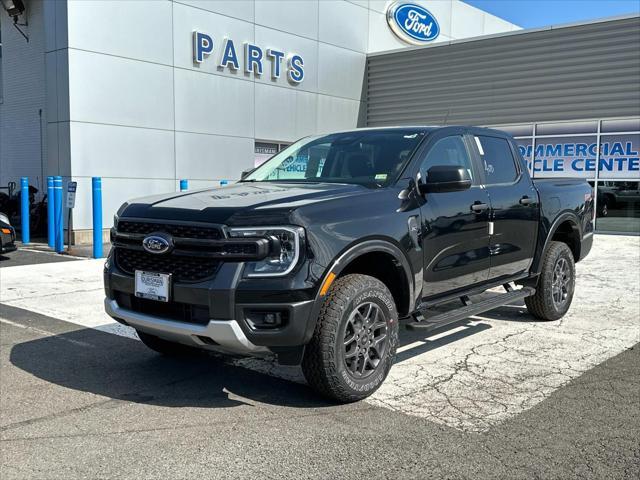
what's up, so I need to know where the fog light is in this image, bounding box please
[263,312,279,325]
[246,310,287,329]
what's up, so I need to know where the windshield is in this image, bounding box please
[244,129,426,187]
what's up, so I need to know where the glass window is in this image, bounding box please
[514,138,533,172]
[595,181,640,234]
[420,135,474,181]
[532,136,598,179]
[476,136,518,184]
[245,129,425,187]
[601,118,640,133]
[490,124,533,137]
[598,134,640,180]
[536,121,598,136]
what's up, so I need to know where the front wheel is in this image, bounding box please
[302,274,399,403]
[525,241,576,321]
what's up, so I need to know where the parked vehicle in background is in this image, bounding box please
[104,126,594,402]
[0,213,17,255]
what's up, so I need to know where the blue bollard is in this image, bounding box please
[47,177,55,248]
[54,176,64,253]
[220,180,228,186]
[180,179,188,191]
[92,177,103,259]
[20,177,30,244]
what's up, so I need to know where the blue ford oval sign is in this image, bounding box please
[142,234,173,255]
[387,2,440,45]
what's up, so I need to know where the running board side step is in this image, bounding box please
[406,287,535,331]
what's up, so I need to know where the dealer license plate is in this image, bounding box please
[135,271,170,302]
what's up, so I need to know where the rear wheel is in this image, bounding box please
[525,241,575,321]
[136,330,199,357]
[302,274,399,403]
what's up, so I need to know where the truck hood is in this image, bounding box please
[119,182,374,225]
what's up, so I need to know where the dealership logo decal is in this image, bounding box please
[387,2,440,45]
[193,31,304,84]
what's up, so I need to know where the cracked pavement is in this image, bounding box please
[1,235,639,478]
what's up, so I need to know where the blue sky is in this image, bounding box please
[463,0,639,28]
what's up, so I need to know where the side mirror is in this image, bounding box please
[419,165,472,194]
[240,168,254,180]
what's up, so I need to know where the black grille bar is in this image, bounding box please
[112,235,269,260]
[116,248,221,283]
[116,220,223,240]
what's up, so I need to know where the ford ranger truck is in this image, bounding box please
[104,126,593,402]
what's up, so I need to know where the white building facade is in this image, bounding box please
[0,0,519,241]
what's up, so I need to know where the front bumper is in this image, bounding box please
[105,298,269,354]
[104,258,319,355]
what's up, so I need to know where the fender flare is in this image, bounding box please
[533,212,582,275]
[301,240,415,344]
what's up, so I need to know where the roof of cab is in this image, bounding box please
[327,125,511,137]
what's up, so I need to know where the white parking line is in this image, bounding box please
[1,235,638,432]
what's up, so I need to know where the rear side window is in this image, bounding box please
[475,136,518,184]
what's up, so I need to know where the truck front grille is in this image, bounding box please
[117,220,223,240]
[116,248,221,283]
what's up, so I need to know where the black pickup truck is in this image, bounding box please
[104,126,593,402]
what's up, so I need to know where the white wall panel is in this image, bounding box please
[319,0,369,52]
[45,123,71,177]
[255,84,298,141]
[368,0,390,13]
[347,1,369,9]
[67,0,173,65]
[317,96,362,133]
[255,85,320,142]
[294,90,319,138]
[318,43,366,100]
[68,50,174,130]
[175,132,254,180]
[70,123,175,179]
[255,1,319,39]
[420,0,453,38]
[451,1,486,39]
[483,14,518,36]
[176,0,255,22]
[72,177,176,230]
[174,68,254,136]
[172,1,254,75]
[254,26,319,92]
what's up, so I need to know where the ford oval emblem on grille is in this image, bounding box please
[142,233,173,255]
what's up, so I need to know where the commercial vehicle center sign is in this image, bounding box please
[515,134,640,179]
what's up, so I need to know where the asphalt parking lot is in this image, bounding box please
[1,236,639,479]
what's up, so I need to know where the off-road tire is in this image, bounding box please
[525,241,575,321]
[137,330,199,357]
[302,274,399,403]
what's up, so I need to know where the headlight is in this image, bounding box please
[0,213,9,226]
[227,226,304,277]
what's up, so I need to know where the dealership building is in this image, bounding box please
[1,0,638,242]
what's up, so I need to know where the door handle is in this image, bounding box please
[470,202,489,213]
[520,196,533,206]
